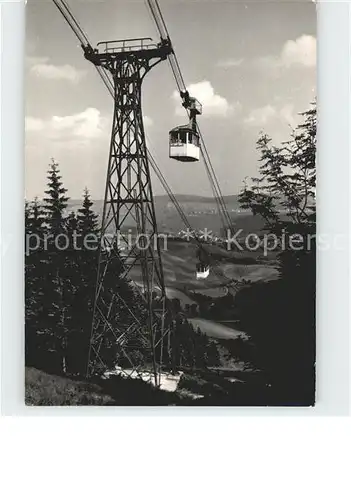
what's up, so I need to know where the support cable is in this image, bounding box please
[145,0,235,237]
[52,0,243,302]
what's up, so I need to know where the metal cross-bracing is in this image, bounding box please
[85,39,173,384]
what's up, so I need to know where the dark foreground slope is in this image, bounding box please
[25,366,271,407]
[25,367,115,406]
[25,367,185,406]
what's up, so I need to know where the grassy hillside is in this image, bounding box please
[129,240,279,295]
[188,318,248,341]
[25,367,115,406]
[25,367,191,406]
[25,366,267,406]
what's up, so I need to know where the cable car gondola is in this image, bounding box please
[169,91,202,162]
[195,246,210,279]
[196,262,210,280]
[169,125,200,162]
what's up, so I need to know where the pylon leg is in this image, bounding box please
[87,55,169,384]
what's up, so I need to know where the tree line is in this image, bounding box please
[236,104,316,405]
[25,160,220,377]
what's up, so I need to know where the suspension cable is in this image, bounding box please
[146,146,241,293]
[145,0,235,237]
[52,0,90,46]
[52,0,242,295]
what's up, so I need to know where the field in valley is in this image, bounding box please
[129,239,279,347]
[130,239,279,297]
[67,197,280,352]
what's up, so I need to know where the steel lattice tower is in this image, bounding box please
[84,38,172,383]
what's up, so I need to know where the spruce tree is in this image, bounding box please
[43,159,69,235]
[67,189,100,374]
[66,211,78,233]
[77,188,99,236]
[31,198,46,235]
[25,201,31,232]
[25,199,46,367]
[41,160,71,373]
[237,103,316,404]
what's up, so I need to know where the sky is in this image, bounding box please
[25,0,316,200]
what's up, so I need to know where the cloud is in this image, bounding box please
[244,105,277,127]
[172,81,235,117]
[29,57,86,83]
[259,35,316,70]
[245,103,297,128]
[25,108,106,142]
[217,58,244,68]
[25,117,45,132]
[51,108,104,139]
[280,35,316,68]
[26,56,50,66]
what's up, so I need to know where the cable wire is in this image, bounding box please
[52,0,243,297]
[145,0,235,237]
